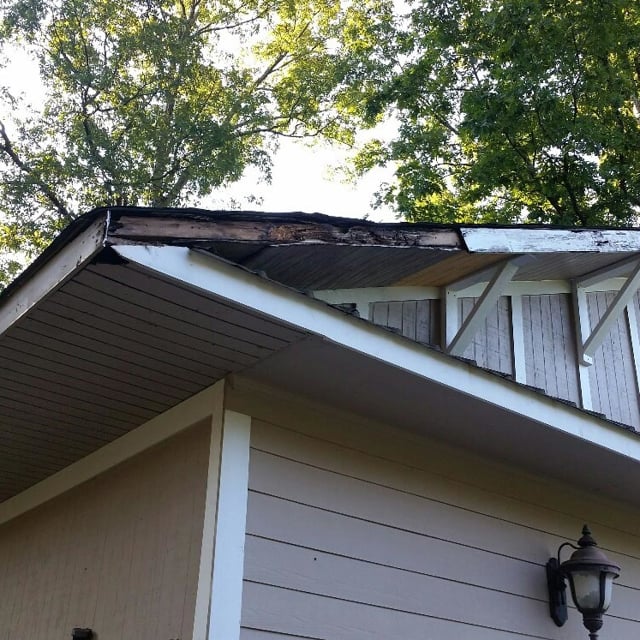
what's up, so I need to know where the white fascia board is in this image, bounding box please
[462,227,640,253]
[113,244,640,464]
[0,379,224,526]
[0,214,108,336]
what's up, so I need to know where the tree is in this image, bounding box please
[357,0,640,226]
[0,0,392,285]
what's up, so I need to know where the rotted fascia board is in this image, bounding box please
[462,227,640,253]
[0,213,108,336]
[109,213,462,248]
[446,259,521,356]
[111,244,640,464]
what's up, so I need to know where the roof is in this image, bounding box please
[3,207,640,512]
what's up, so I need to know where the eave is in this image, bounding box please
[4,208,640,513]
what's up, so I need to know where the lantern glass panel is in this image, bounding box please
[602,572,616,611]
[570,571,602,611]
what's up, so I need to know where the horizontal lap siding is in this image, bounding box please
[587,292,640,428]
[522,294,579,405]
[0,422,209,640]
[241,412,640,640]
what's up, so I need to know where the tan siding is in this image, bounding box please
[522,294,580,405]
[588,291,640,427]
[0,421,209,640]
[460,295,513,375]
[239,399,640,640]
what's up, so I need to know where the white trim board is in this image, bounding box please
[192,385,226,640]
[0,380,224,526]
[314,286,440,303]
[114,244,640,466]
[207,410,251,640]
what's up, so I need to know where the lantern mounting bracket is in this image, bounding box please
[546,525,620,640]
[547,541,578,626]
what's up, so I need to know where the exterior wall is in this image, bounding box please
[588,291,640,427]
[369,290,640,426]
[522,293,580,405]
[0,420,210,640]
[460,295,513,375]
[236,391,640,640]
[371,299,440,345]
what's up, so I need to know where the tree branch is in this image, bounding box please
[0,120,72,222]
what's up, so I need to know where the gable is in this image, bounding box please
[3,207,640,510]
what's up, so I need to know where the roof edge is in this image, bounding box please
[0,212,109,334]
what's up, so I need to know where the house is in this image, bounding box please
[1,206,640,639]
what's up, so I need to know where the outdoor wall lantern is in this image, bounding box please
[546,525,620,639]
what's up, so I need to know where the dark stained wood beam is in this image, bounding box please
[108,213,462,249]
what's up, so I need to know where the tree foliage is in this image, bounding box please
[358,0,640,226]
[0,0,391,285]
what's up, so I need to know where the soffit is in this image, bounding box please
[0,255,308,501]
[238,245,456,289]
[2,238,640,509]
[5,208,640,503]
[207,245,640,289]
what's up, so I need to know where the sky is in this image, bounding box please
[3,44,398,223]
[209,138,397,222]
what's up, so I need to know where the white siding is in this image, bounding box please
[239,398,640,640]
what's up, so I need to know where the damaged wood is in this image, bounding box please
[462,227,640,253]
[108,215,462,249]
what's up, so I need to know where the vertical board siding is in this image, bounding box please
[459,296,513,376]
[240,410,640,640]
[370,300,440,345]
[587,292,640,428]
[0,422,209,640]
[522,294,580,406]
